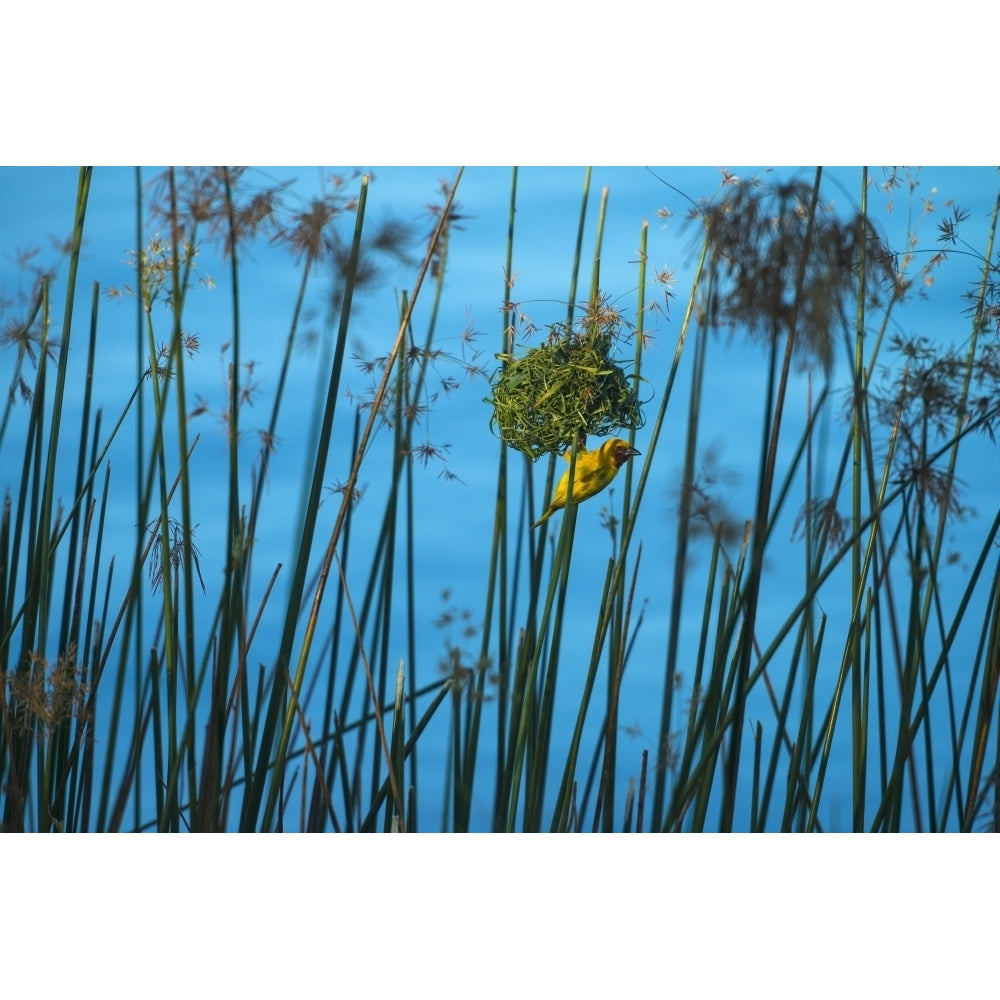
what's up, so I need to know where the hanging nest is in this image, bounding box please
[487,304,646,461]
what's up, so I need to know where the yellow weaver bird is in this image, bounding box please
[531,438,641,529]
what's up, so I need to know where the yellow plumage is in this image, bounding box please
[531,438,641,529]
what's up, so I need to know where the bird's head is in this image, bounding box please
[605,438,641,469]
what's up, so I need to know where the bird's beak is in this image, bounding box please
[626,446,641,457]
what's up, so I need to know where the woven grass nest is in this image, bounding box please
[488,307,645,461]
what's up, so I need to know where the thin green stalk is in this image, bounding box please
[650,232,709,825]
[600,215,647,831]
[962,554,1000,829]
[721,167,824,832]
[597,547,642,831]
[524,458,580,829]
[548,555,615,831]
[245,175,371,830]
[565,167,591,330]
[486,167,519,830]
[849,165,869,831]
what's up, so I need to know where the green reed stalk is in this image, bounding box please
[44,279,99,827]
[849,165,870,830]
[245,176,371,830]
[807,381,903,830]
[719,167,823,831]
[648,233,708,827]
[487,167,518,828]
